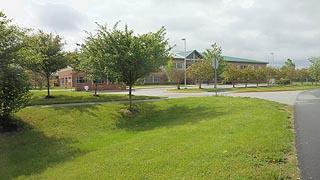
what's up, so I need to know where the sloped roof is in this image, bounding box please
[172,50,204,59]
[222,56,268,64]
[172,50,268,64]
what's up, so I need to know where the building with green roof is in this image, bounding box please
[142,50,268,84]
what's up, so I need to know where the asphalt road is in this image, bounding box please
[104,85,301,105]
[295,88,320,180]
[225,91,302,105]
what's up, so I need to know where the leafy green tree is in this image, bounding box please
[265,66,277,86]
[202,43,226,83]
[240,65,254,87]
[308,57,320,86]
[281,59,296,84]
[75,43,109,96]
[187,59,214,88]
[283,58,296,69]
[0,11,31,131]
[221,65,240,88]
[27,70,46,90]
[165,59,184,89]
[296,68,309,85]
[253,68,267,87]
[83,23,171,110]
[19,31,68,98]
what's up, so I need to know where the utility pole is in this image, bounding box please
[213,58,219,96]
[182,38,187,89]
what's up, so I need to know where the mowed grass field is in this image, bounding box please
[30,91,164,105]
[0,96,297,179]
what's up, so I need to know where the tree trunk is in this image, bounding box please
[94,82,98,96]
[177,83,180,89]
[256,82,259,87]
[46,75,50,97]
[232,80,235,88]
[129,85,132,110]
[199,80,202,89]
[267,79,270,87]
[245,82,247,88]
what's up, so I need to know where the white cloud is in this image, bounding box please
[1,0,320,67]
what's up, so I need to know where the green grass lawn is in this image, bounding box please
[166,84,319,93]
[0,96,297,179]
[30,91,164,105]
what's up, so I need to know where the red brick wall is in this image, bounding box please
[58,68,126,91]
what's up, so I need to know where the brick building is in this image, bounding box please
[222,55,268,69]
[142,50,268,84]
[142,50,203,84]
[58,68,126,91]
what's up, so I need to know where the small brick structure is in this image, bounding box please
[58,68,126,91]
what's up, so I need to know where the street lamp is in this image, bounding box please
[270,52,274,67]
[182,38,187,89]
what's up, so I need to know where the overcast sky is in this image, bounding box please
[1,0,319,68]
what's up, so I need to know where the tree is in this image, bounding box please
[281,59,296,84]
[308,57,320,86]
[27,70,46,90]
[239,65,254,87]
[202,43,226,86]
[221,65,240,88]
[296,68,309,85]
[253,68,267,87]
[73,45,109,96]
[165,59,184,89]
[0,11,31,131]
[19,31,68,98]
[283,58,296,69]
[265,66,277,86]
[187,59,214,88]
[83,23,171,110]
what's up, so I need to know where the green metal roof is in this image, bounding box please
[172,50,268,64]
[222,56,268,64]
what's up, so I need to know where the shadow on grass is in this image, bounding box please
[51,104,101,118]
[30,93,102,105]
[0,119,86,180]
[114,102,223,131]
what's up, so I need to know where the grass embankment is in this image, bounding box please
[0,96,297,179]
[166,84,318,93]
[30,91,164,105]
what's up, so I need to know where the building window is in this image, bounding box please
[144,76,160,83]
[93,79,105,84]
[60,78,65,84]
[67,77,72,83]
[76,77,88,84]
[154,77,160,83]
[175,63,183,69]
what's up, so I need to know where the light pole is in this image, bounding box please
[182,38,187,89]
[270,52,274,67]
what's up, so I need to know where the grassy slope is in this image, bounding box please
[166,84,318,93]
[30,91,163,105]
[0,97,297,179]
